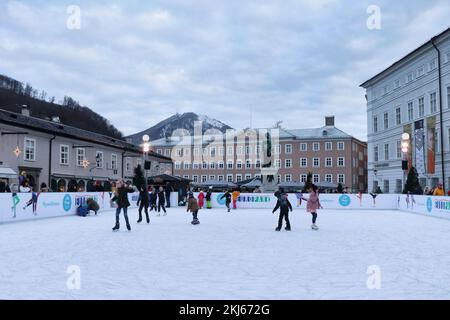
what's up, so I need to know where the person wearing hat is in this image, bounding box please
[206,187,213,209]
[187,192,200,225]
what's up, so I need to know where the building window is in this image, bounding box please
[395,108,401,125]
[325,174,333,183]
[396,140,402,159]
[300,158,307,167]
[193,175,199,183]
[407,72,414,83]
[245,145,251,155]
[183,175,190,180]
[210,147,216,157]
[246,160,252,169]
[338,174,345,184]
[218,147,224,156]
[156,149,163,154]
[285,144,292,154]
[236,174,242,182]
[312,142,320,151]
[384,144,389,161]
[325,142,332,151]
[275,159,281,168]
[184,162,190,170]
[193,162,199,169]
[447,87,450,109]
[201,175,207,183]
[76,148,86,167]
[407,101,413,120]
[285,174,292,182]
[24,138,36,161]
[202,162,208,170]
[255,160,261,168]
[337,142,345,150]
[429,58,437,71]
[325,157,332,167]
[60,145,69,165]
[285,159,292,168]
[175,162,181,170]
[418,97,425,117]
[193,148,199,156]
[176,148,183,157]
[218,175,224,182]
[313,174,320,183]
[430,92,437,113]
[236,160,243,169]
[96,151,103,168]
[337,157,345,167]
[384,180,390,193]
[210,162,216,170]
[245,174,252,180]
[209,175,215,181]
[300,143,307,151]
[227,161,233,169]
[417,65,425,77]
[274,144,281,154]
[227,175,233,183]
[383,112,389,129]
[164,149,170,157]
[374,146,379,162]
[300,174,307,183]
[313,158,320,167]
[111,154,118,170]
[373,116,378,133]
[218,161,224,169]
[126,159,132,172]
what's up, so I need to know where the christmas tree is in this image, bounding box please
[304,172,313,192]
[403,166,422,194]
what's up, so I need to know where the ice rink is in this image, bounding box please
[1,207,450,300]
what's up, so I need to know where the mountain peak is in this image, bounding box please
[126,112,232,144]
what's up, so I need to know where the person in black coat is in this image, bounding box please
[0,179,11,193]
[137,185,150,224]
[165,184,173,208]
[149,187,157,211]
[206,189,213,209]
[220,190,232,212]
[272,193,293,231]
[111,180,135,231]
[157,186,167,215]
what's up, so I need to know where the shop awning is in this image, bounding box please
[0,167,18,179]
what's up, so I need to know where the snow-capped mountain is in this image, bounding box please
[126,112,233,144]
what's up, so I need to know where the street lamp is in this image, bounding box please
[142,135,151,182]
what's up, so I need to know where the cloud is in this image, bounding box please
[0,0,449,141]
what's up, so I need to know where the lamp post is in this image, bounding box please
[143,135,150,183]
[401,133,410,192]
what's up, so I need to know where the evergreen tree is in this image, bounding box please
[403,166,422,194]
[133,165,146,191]
[337,183,343,193]
[304,172,313,192]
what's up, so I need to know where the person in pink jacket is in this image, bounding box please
[302,184,323,230]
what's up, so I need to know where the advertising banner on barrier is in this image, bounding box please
[398,194,450,220]
[0,192,179,224]
[194,193,399,210]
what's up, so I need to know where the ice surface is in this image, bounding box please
[1,207,450,300]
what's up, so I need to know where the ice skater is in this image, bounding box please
[186,192,200,225]
[198,189,205,209]
[111,180,135,231]
[369,192,377,207]
[137,185,150,224]
[231,189,240,210]
[157,186,167,216]
[302,184,322,231]
[220,190,232,212]
[272,192,292,231]
[206,187,213,209]
[11,191,20,218]
[149,187,157,211]
[295,191,303,207]
[356,192,363,207]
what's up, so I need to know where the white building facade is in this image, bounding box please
[361,28,450,193]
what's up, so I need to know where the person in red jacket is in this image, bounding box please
[198,189,205,209]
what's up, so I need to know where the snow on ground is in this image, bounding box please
[1,207,450,300]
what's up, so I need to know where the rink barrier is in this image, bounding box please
[0,192,179,224]
[1,192,450,223]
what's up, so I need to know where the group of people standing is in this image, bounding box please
[111,181,172,232]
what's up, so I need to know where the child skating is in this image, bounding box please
[186,192,200,225]
[272,192,293,231]
[302,184,322,231]
[206,188,212,209]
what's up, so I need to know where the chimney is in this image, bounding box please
[325,116,335,127]
[21,104,30,117]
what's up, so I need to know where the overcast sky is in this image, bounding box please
[1,0,449,141]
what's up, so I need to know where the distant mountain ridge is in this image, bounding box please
[127,112,233,144]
